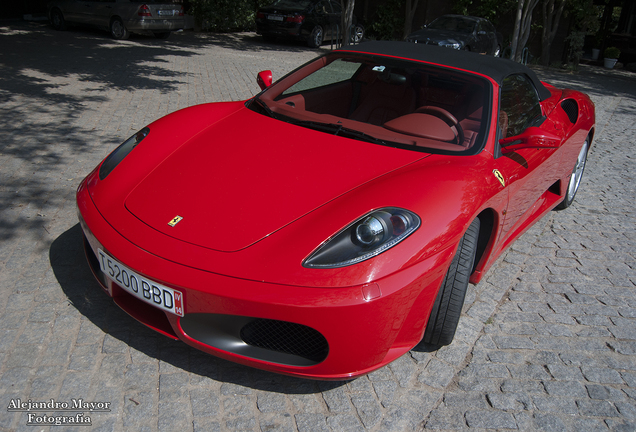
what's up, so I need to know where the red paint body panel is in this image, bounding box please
[76,43,595,378]
[124,107,425,252]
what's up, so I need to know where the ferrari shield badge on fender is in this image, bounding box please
[168,215,183,227]
[493,169,505,187]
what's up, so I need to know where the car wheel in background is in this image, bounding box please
[350,24,364,44]
[556,137,589,210]
[422,217,480,346]
[308,25,323,48]
[51,8,67,31]
[110,17,129,40]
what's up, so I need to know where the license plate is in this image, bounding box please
[268,14,284,21]
[97,249,184,316]
[158,9,177,16]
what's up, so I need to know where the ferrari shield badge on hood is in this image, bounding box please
[168,215,183,227]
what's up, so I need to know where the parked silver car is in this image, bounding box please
[48,0,185,40]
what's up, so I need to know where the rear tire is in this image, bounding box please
[422,218,480,346]
[110,17,129,40]
[307,25,323,48]
[350,24,364,44]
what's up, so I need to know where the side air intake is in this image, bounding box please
[561,99,578,124]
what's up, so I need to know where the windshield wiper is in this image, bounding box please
[251,96,277,119]
[291,120,388,145]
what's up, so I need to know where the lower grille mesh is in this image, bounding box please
[240,319,328,363]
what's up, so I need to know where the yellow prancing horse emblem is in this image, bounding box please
[493,169,505,187]
[168,215,183,227]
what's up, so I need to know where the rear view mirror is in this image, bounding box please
[500,127,561,154]
[257,70,273,90]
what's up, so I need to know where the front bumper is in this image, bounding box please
[77,179,449,379]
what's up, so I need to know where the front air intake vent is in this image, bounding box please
[240,319,329,363]
[561,99,578,124]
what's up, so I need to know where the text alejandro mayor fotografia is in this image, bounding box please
[7,398,111,426]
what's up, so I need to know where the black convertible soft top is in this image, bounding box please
[338,41,552,101]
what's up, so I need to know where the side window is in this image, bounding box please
[314,0,332,14]
[500,74,543,138]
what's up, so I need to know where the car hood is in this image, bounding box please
[409,29,469,43]
[125,108,426,252]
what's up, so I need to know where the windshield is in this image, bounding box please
[428,16,476,34]
[249,52,491,155]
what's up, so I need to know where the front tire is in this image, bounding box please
[51,8,67,31]
[308,25,323,48]
[556,137,589,210]
[110,17,129,40]
[422,218,480,346]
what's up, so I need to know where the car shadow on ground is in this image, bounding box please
[50,224,346,392]
[0,20,320,247]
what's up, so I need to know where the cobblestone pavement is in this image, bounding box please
[1,21,635,432]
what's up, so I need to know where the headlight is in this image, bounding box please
[439,41,461,49]
[303,207,420,268]
[98,127,149,180]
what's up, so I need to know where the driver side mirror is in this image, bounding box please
[500,127,561,154]
[257,70,273,90]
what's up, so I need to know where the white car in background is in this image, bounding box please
[48,0,185,40]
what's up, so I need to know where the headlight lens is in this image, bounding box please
[98,127,149,180]
[439,41,461,49]
[303,207,420,268]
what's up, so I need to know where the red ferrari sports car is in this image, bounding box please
[77,41,594,379]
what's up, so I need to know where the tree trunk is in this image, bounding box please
[540,0,566,66]
[341,0,356,46]
[510,0,525,60]
[511,0,539,62]
[403,0,420,40]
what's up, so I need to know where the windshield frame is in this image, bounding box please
[249,52,493,157]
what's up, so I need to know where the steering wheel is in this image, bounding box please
[415,106,465,146]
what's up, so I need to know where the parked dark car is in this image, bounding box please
[48,0,185,40]
[406,15,501,57]
[256,0,363,48]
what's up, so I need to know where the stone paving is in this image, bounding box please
[0,21,635,432]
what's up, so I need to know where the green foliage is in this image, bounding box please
[564,30,585,69]
[190,0,270,32]
[562,0,600,69]
[369,0,404,40]
[452,0,516,28]
[604,46,620,59]
[567,0,600,34]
